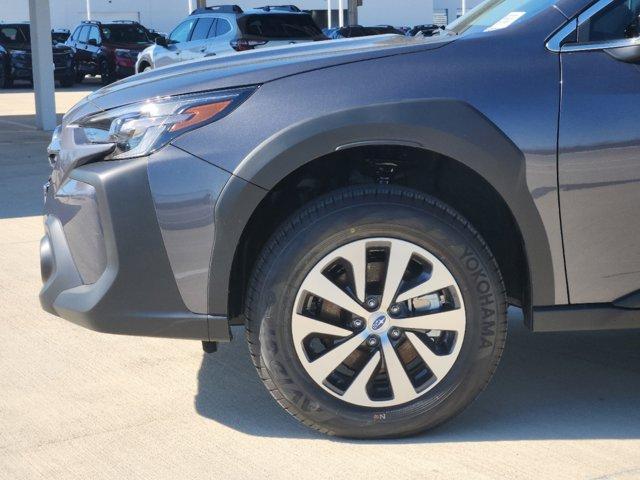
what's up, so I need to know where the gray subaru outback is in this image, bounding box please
[40,0,640,438]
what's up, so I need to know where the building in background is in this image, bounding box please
[433,0,482,25]
[1,0,435,33]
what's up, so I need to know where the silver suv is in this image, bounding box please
[135,4,326,72]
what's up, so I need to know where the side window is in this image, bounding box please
[0,27,18,43]
[583,0,640,41]
[169,19,196,43]
[70,27,82,42]
[215,19,232,36]
[88,26,101,44]
[206,19,219,38]
[191,17,214,41]
[78,26,90,43]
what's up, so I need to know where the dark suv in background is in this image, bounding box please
[66,20,153,84]
[41,0,640,438]
[0,23,75,88]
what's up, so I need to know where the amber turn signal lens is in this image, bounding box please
[169,100,232,132]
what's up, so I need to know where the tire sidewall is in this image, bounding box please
[253,191,505,437]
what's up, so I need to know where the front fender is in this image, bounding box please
[208,99,556,314]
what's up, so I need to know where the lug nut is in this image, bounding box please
[366,335,379,347]
[389,328,402,340]
[352,317,364,329]
[365,297,378,310]
[389,303,402,316]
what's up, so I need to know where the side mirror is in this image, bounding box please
[87,38,98,46]
[606,42,640,63]
[155,36,168,47]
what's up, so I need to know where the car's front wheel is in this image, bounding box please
[99,59,113,85]
[0,66,13,89]
[245,186,507,438]
[60,68,75,88]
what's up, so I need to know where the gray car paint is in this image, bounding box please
[174,7,570,307]
[147,145,231,314]
[559,51,640,303]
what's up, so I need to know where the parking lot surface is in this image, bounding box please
[1,88,640,480]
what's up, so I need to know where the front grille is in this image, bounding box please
[53,53,69,67]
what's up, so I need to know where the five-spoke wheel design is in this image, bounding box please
[292,237,466,408]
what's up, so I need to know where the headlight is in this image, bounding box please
[11,50,30,61]
[71,88,255,160]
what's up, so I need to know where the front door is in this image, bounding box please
[559,0,640,303]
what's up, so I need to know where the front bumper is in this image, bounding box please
[11,66,74,80]
[115,64,135,78]
[11,56,73,80]
[40,153,231,341]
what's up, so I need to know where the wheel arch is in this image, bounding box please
[210,99,556,325]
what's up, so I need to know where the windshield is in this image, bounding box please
[238,13,324,39]
[101,24,150,44]
[0,25,30,45]
[52,31,70,43]
[447,0,556,35]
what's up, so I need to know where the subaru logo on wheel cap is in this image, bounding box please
[371,315,387,331]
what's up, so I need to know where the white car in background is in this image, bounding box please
[135,4,327,73]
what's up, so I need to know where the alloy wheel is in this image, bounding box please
[291,237,466,408]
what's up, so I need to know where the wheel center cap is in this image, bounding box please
[369,312,389,332]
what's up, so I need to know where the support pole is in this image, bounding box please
[188,0,195,14]
[28,0,57,131]
[86,0,91,20]
[348,0,358,25]
[327,0,332,29]
[338,0,344,27]
[462,0,467,16]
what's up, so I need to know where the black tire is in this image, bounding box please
[245,186,507,438]
[75,65,84,83]
[0,67,13,89]
[60,71,75,88]
[99,59,113,85]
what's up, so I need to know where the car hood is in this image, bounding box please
[106,42,152,52]
[65,34,453,122]
[4,43,73,54]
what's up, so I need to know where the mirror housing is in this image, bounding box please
[87,38,98,46]
[605,42,640,63]
[155,36,168,47]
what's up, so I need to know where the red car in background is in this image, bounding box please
[66,20,154,84]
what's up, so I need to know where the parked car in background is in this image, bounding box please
[51,28,71,44]
[328,25,404,38]
[135,4,326,73]
[373,25,406,35]
[0,44,8,88]
[407,24,443,36]
[66,20,153,84]
[322,27,338,37]
[146,29,167,42]
[0,23,75,88]
[325,25,405,39]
